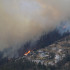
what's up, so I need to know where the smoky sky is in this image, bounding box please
[0,0,70,51]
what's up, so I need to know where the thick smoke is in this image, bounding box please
[0,0,70,57]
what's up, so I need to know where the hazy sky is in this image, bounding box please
[0,0,70,57]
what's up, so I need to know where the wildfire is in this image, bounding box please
[24,50,31,56]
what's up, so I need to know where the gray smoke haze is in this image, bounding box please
[0,0,70,57]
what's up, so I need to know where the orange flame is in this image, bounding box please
[24,50,30,56]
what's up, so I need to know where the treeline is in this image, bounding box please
[0,54,70,70]
[35,30,70,49]
[0,58,47,70]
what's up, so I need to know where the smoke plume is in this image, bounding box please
[0,0,70,57]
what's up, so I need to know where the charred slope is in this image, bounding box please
[18,29,70,56]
